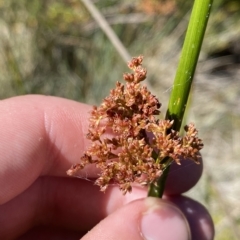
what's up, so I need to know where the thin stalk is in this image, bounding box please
[80,0,131,63]
[148,0,213,198]
[148,163,170,198]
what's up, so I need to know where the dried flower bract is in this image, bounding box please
[67,56,203,194]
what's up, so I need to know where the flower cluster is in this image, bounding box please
[67,56,203,194]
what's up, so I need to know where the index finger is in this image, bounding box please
[0,95,202,204]
[0,95,92,204]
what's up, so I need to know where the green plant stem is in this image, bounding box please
[148,163,170,197]
[148,0,213,198]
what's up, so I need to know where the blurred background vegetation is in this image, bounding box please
[0,0,239,239]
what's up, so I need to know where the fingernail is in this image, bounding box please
[140,197,191,240]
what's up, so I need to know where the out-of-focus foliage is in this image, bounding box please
[1,0,239,102]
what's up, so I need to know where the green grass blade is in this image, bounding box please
[148,0,213,198]
[166,0,213,131]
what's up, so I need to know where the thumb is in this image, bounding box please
[81,197,191,240]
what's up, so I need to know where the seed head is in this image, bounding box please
[67,56,203,194]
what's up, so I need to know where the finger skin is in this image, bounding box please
[0,177,147,239]
[17,197,214,240]
[0,95,209,239]
[81,197,214,240]
[0,95,202,204]
[0,95,91,204]
[164,158,203,195]
[0,177,214,240]
[167,196,215,240]
[17,228,84,240]
[81,198,189,240]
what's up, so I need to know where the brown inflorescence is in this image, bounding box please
[67,56,203,194]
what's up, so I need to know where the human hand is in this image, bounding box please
[0,95,214,240]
